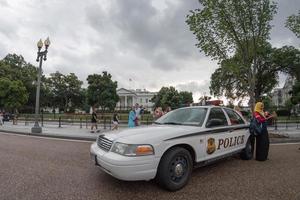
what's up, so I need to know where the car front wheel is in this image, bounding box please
[240,137,253,160]
[156,147,193,191]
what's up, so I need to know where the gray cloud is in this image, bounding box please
[176,80,210,102]
[0,0,8,6]
[85,0,203,71]
[176,81,210,93]
[0,41,6,56]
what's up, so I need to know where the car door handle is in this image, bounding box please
[228,129,234,133]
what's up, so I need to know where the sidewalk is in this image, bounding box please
[268,129,300,143]
[0,121,299,142]
[269,129,300,138]
[0,121,126,141]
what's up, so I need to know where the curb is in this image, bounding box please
[0,129,97,142]
[269,138,300,144]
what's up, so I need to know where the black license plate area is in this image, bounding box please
[94,155,99,166]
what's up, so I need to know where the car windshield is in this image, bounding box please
[155,107,207,126]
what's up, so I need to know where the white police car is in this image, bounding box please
[90,106,252,191]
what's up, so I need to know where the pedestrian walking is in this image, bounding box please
[253,102,273,161]
[128,107,136,128]
[13,110,19,125]
[112,113,119,130]
[134,103,142,126]
[91,108,99,133]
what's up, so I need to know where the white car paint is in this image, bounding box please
[90,106,250,181]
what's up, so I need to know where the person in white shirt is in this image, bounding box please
[134,103,142,126]
[0,112,3,126]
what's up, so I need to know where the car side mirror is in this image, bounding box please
[206,118,223,128]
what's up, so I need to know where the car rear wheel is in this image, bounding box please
[240,137,253,160]
[156,147,193,191]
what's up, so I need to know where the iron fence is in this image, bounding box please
[20,114,154,130]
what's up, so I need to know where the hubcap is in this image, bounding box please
[169,156,188,183]
[174,163,184,177]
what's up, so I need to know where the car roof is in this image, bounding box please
[177,106,228,110]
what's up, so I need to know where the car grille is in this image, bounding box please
[97,135,113,152]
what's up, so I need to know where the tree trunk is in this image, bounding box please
[248,95,255,111]
[247,62,256,111]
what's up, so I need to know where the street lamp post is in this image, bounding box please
[31,37,50,134]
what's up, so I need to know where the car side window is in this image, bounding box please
[224,109,245,125]
[206,108,228,127]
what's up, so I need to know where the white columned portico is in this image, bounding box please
[133,96,136,105]
[116,88,156,111]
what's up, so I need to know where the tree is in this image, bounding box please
[0,61,14,80]
[64,73,85,112]
[0,78,11,108]
[272,46,300,82]
[179,91,193,106]
[210,43,280,101]
[283,13,300,108]
[0,54,39,112]
[0,78,28,111]
[272,46,300,107]
[80,88,90,113]
[286,10,300,38]
[151,86,184,110]
[2,54,27,70]
[261,95,274,111]
[290,81,300,105]
[284,98,294,115]
[20,64,39,109]
[47,72,84,112]
[86,71,119,111]
[39,78,55,109]
[186,0,277,108]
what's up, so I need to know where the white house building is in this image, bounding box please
[271,76,295,107]
[116,88,157,111]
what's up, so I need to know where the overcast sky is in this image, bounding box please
[0,0,299,101]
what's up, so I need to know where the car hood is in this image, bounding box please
[103,125,203,144]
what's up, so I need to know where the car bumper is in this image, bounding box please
[90,142,160,181]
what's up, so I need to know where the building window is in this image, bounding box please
[146,99,148,103]
[140,99,143,103]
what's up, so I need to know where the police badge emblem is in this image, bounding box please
[207,138,216,154]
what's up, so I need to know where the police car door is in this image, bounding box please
[223,108,249,152]
[204,107,231,160]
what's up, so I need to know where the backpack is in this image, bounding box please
[249,117,263,136]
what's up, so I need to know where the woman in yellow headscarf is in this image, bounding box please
[254,102,265,117]
[253,102,273,161]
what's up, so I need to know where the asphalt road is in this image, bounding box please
[0,132,300,200]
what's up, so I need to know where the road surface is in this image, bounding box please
[0,132,299,200]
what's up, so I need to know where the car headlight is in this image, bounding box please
[111,142,154,156]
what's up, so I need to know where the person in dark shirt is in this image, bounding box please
[91,108,99,133]
[112,113,119,130]
[253,102,273,161]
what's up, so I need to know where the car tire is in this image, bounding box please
[240,137,253,160]
[156,147,193,191]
